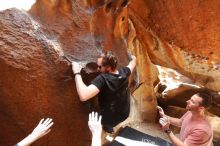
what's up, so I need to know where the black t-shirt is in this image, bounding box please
[91,67,131,126]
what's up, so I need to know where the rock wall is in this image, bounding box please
[127,19,158,121]
[1,0,220,145]
[0,8,92,146]
[0,0,138,145]
[127,0,220,142]
[128,0,220,91]
[29,0,160,122]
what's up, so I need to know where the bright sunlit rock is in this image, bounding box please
[156,65,200,92]
[0,0,36,11]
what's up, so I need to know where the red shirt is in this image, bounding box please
[180,111,213,146]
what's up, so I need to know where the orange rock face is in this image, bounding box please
[0,0,135,145]
[29,0,129,65]
[146,0,220,63]
[1,0,220,145]
[128,0,220,91]
[0,8,92,145]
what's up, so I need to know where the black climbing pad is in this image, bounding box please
[109,126,172,146]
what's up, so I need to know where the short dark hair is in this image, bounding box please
[196,92,212,108]
[101,51,118,70]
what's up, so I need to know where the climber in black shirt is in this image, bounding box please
[72,51,136,133]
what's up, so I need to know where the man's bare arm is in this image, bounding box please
[167,116,182,127]
[72,61,99,101]
[127,55,136,73]
[75,75,99,101]
[159,117,187,146]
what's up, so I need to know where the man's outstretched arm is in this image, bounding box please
[127,55,136,73]
[72,62,100,101]
[159,117,187,146]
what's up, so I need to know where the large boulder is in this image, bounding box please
[0,8,93,146]
[29,0,160,122]
[1,0,220,145]
[0,0,141,145]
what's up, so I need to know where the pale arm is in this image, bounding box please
[75,75,100,101]
[167,116,182,127]
[72,61,100,101]
[16,118,53,146]
[16,134,39,146]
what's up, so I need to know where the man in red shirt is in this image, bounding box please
[158,92,213,146]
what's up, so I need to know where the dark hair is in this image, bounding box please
[101,51,118,70]
[196,92,212,108]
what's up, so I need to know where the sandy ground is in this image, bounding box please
[101,97,175,145]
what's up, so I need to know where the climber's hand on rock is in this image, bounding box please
[72,61,82,74]
[130,55,136,60]
[127,51,136,61]
[157,106,166,117]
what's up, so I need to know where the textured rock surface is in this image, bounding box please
[1,0,220,145]
[0,0,139,146]
[30,0,160,121]
[0,8,92,146]
[128,0,220,91]
[127,19,158,121]
[29,0,129,64]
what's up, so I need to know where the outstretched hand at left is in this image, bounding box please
[31,118,54,139]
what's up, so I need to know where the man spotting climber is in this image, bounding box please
[72,51,136,133]
[158,92,213,146]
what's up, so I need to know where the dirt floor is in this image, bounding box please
[102,116,174,146]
